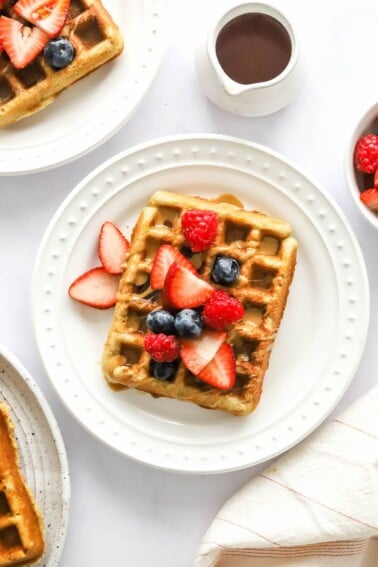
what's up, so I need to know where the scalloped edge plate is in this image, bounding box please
[31,135,370,473]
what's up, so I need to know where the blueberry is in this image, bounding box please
[174,309,203,338]
[44,37,75,69]
[150,360,178,381]
[211,256,240,286]
[146,310,175,334]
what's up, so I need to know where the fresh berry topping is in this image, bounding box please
[146,310,175,334]
[354,134,378,174]
[68,267,119,309]
[174,309,203,338]
[0,16,48,69]
[181,209,218,252]
[144,334,180,363]
[150,244,197,290]
[44,36,75,68]
[14,0,70,38]
[203,290,244,330]
[198,343,236,390]
[211,256,240,286]
[180,329,226,375]
[165,263,214,309]
[98,221,129,275]
[360,188,378,213]
[150,360,179,381]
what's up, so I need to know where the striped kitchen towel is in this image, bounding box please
[196,387,378,567]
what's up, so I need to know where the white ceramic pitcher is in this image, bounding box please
[195,2,302,117]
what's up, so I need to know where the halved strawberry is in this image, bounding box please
[165,263,213,309]
[98,221,129,275]
[180,329,226,375]
[150,244,197,290]
[0,16,49,69]
[198,343,236,390]
[68,267,119,309]
[14,0,70,38]
[360,188,378,213]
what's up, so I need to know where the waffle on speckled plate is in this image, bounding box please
[102,191,297,416]
[0,403,44,566]
[0,0,123,127]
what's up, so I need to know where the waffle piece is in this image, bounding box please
[102,191,297,416]
[0,403,44,566]
[0,0,124,127]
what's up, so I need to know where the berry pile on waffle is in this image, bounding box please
[85,191,297,416]
[0,402,44,566]
[0,0,123,127]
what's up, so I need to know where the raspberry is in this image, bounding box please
[181,210,218,252]
[354,134,378,174]
[203,290,245,330]
[144,333,180,362]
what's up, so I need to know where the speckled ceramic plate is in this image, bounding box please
[0,0,167,175]
[0,345,70,566]
[32,135,369,473]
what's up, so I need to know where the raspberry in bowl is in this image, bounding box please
[346,101,378,229]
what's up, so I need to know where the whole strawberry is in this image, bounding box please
[181,209,218,252]
[144,333,180,363]
[203,290,245,330]
[354,134,378,174]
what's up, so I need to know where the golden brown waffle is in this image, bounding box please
[0,403,44,566]
[102,191,297,416]
[0,0,124,127]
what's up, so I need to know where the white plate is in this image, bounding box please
[0,344,70,566]
[0,0,167,175]
[32,135,370,474]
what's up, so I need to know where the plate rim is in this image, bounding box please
[31,134,370,474]
[0,343,71,564]
[0,0,168,176]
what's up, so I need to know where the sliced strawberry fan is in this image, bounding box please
[14,0,70,38]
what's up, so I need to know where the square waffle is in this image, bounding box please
[0,402,44,566]
[102,191,297,416]
[0,0,124,127]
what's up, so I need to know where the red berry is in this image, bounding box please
[354,134,378,174]
[203,290,245,330]
[198,343,236,390]
[181,210,218,252]
[360,188,378,213]
[164,263,213,309]
[150,244,196,290]
[144,334,180,363]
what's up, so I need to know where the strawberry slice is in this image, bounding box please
[198,343,236,390]
[360,188,378,213]
[14,0,70,38]
[98,221,129,275]
[180,329,226,375]
[68,267,119,309]
[0,16,49,69]
[165,263,213,309]
[150,244,197,290]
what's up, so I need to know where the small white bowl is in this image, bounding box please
[346,101,378,230]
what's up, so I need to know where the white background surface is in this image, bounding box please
[0,0,377,565]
